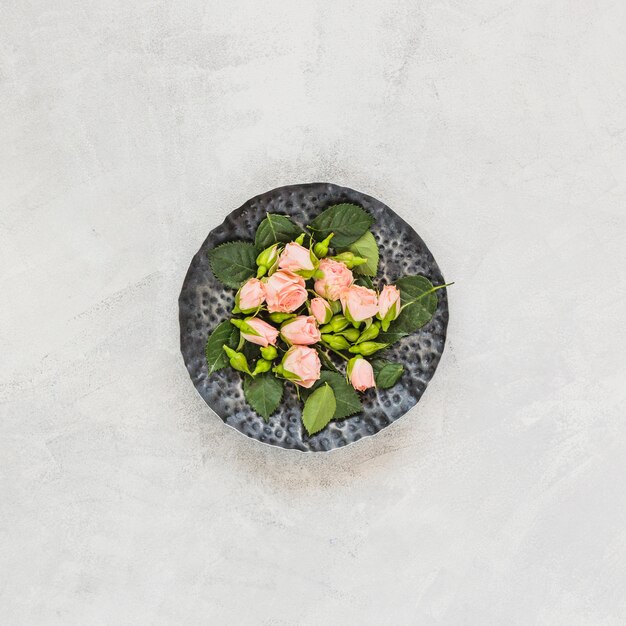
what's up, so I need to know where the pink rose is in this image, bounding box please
[241,317,279,347]
[282,345,321,388]
[264,270,307,313]
[310,297,333,325]
[340,284,378,322]
[377,285,401,322]
[348,356,376,391]
[236,277,265,313]
[278,242,315,274]
[314,258,353,301]
[280,315,321,345]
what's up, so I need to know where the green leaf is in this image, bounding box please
[372,360,405,389]
[205,321,239,375]
[208,241,257,289]
[302,383,336,436]
[309,204,375,248]
[390,275,441,335]
[346,231,378,276]
[377,329,409,345]
[243,373,283,422]
[354,274,375,289]
[302,371,362,420]
[255,214,303,251]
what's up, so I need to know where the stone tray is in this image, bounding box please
[179,183,448,452]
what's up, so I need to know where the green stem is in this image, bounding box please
[324,346,349,361]
[434,281,454,291]
[399,282,455,312]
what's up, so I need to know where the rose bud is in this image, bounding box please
[321,334,351,351]
[230,317,279,348]
[330,299,342,315]
[340,284,379,322]
[260,345,278,361]
[330,251,367,269]
[320,314,349,334]
[280,315,321,345]
[348,341,388,356]
[347,356,376,392]
[251,359,273,376]
[256,243,280,278]
[338,327,360,342]
[314,258,353,301]
[264,270,307,313]
[356,320,380,344]
[280,345,321,388]
[268,312,296,323]
[310,297,333,325]
[313,233,334,258]
[278,242,317,278]
[234,277,265,314]
[222,345,252,375]
[377,285,402,331]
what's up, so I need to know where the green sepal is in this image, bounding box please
[230,318,261,337]
[348,341,388,356]
[356,321,380,344]
[222,345,252,375]
[321,334,351,351]
[273,363,301,383]
[324,315,349,333]
[338,327,360,342]
[331,251,367,269]
[251,359,273,376]
[260,345,278,361]
[268,312,296,324]
[330,299,342,315]
[313,233,334,258]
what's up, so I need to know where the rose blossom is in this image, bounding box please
[236,277,265,313]
[377,285,401,321]
[278,242,315,274]
[282,345,321,388]
[280,315,321,345]
[310,297,333,325]
[348,356,376,391]
[340,284,379,322]
[241,317,279,347]
[314,258,353,301]
[264,270,307,313]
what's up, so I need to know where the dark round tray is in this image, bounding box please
[179,183,448,452]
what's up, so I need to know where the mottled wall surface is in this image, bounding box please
[1,1,625,624]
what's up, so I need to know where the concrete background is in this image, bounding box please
[1,1,625,624]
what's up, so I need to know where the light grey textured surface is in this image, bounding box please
[1,1,625,624]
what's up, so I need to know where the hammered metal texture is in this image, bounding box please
[179,183,448,452]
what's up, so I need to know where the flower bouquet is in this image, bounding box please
[205,203,449,436]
